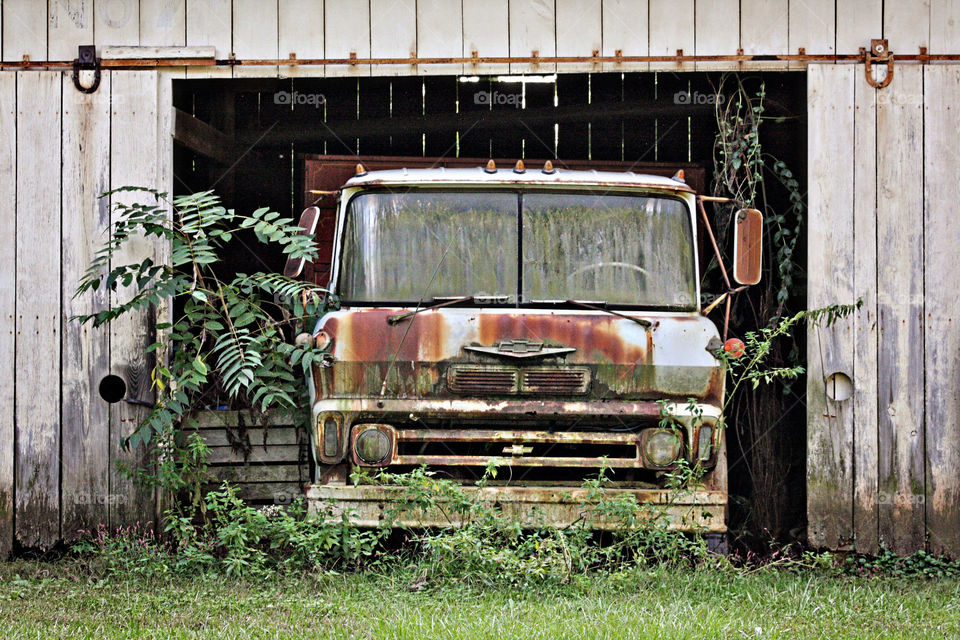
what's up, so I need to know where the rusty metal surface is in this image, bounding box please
[306,484,726,532]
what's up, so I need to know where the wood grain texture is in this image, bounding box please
[108,70,159,529]
[4,0,48,61]
[185,0,232,78]
[325,0,370,77]
[15,71,62,549]
[740,0,788,69]
[836,0,881,54]
[788,0,835,68]
[931,0,960,53]
[416,0,462,75]
[876,64,926,554]
[0,73,16,558]
[232,0,279,78]
[370,0,416,76]
[509,0,556,73]
[60,71,112,541]
[806,64,856,549]
[923,64,960,558]
[694,0,739,71]
[601,0,648,71]
[649,0,694,71]
[462,0,509,74]
[48,0,93,60]
[852,67,879,554]
[140,0,186,47]
[95,0,140,47]
[278,0,325,77]
[556,0,601,73]
[884,0,930,53]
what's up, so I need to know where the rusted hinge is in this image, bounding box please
[864,39,894,89]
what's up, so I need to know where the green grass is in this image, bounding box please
[2,561,959,639]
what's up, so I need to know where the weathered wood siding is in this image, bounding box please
[807,62,960,557]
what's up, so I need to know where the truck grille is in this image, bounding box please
[448,366,590,395]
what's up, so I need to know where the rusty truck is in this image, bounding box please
[295,159,762,540]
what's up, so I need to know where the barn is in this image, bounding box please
[0,0,957,559]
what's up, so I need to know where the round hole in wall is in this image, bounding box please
[825,371,853,402]
[98,374,127,404]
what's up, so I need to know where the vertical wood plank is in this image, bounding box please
[325,0,370,77]
[3,0,48,61]
[186,0,232,78]
[232,0,279,78]
[923,64,960,558]
[109,70,159,529]
[836,0,881,54]
[0,73,16,558]
[649,0,694,71]
[48,0,93,60]
[509,0,556,74]
[278,0,325,77]
[852,65,879,554]
[601,0,648,72]
[931,0,960,53]
[95,0,140,47]
[417,0,462,75]
[15,71,62,549]
[141,0,187,46]
[556,0,601,73]
[694,0,739,71]
[462,0,509,75]
[788,0,835,69]
[369,0,416,76]
[740,0,788,69]
[60,71,112,541]
[806,63,856,550]
[876,64,925,554]
[884,0,930,54]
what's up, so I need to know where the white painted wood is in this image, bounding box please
[60,71,111,541]
[102,45,214,59]
[509,0,556,73]
[836,0,881,54]
[140,0,186,46]
[601,0,649,71]
[15,71,62,548]
[417,0,462,75]
[278,0,325,78]
[740,0,788,69]
[232,0,279,78]
[788,0,835,69]
[649,0,694,71]
[876,64,925,554]
[0,73,16,558]
[95,0,140,47]
[369,0,416,76]
[462,0,509,75]
[185,0,232,78]
[931,0,960,53]
[109,70,160,527]
[694,0,739,71]
[806,63,856,550]
[325,0,370,77]
[48,0,93,60]
[923,64,960,557]
[852,66,879,554]
[556,0,602,73]
[884,0,930,54]
[4,0,48,61]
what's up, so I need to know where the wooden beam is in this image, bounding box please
[173,108,237,164]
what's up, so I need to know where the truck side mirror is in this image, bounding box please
[283,206,321,278]
[733,208,763,285]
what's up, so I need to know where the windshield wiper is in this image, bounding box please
[562,299,653,328]
[387,296,474,325]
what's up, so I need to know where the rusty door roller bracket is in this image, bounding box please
[71,45,101,93]
[864,39,894,89]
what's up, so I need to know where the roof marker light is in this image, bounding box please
[671,169,685,183]
[355,163,367,176]
[542,160,556,174]
[484,159,497,173]
[514,159,525,173]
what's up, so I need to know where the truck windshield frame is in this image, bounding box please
[336,188,698,310]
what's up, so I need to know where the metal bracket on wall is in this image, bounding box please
[864,39,894,89]
[71,45,101,93]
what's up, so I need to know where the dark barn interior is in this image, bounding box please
[171,71,807,541]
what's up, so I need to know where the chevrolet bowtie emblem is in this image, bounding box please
[464,339,576,359]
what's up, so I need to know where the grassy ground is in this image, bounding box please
[2,560,959,639]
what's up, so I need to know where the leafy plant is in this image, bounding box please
[74,188,329,498]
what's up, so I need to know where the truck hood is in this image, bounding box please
[311,308,724,405]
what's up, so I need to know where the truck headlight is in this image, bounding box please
[641,428,682,469]
[352,425,395,466]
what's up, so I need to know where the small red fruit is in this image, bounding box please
[723,338,746,358]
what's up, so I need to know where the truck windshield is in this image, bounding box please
[339,190,696,309]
